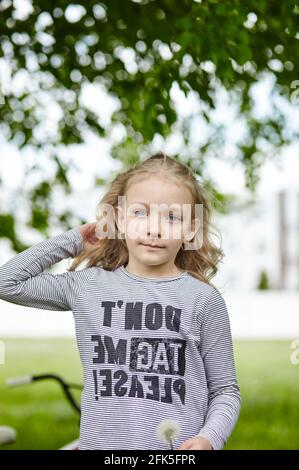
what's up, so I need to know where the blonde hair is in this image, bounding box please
[68,152,224,289]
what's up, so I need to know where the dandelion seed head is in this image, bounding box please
[156,419,181,444]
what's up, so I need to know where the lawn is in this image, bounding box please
[0,338,298,450]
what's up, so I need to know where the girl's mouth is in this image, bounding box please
[140,243,165,249]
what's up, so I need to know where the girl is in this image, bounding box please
[0,152,241,450]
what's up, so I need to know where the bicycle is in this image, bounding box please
[2,373,180,450]
[2,373,82,450]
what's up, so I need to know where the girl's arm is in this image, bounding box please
[195,288,242,450]
[0,227,85,311]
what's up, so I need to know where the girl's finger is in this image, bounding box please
[178,439,193,450]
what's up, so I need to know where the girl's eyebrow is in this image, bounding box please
[130,201,182,212]
[130,201,150,207]
[130,201,181,208]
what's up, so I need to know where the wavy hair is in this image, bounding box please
[68,152,224,289]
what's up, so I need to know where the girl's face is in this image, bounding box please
[117,175,198,270]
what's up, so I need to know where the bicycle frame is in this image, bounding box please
[5,373,82,450]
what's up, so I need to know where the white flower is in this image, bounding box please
[156,419,181,444]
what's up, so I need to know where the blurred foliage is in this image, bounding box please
[257,268,270,290]
[0,214,29,252]
[0,0,298,246]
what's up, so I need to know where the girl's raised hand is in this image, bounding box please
[79,222,99,250]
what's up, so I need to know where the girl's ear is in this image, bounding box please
[192,217,201,236]
[184,217,201,242]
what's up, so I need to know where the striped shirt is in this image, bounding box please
[0,227,241,450]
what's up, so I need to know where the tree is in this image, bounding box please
[257,268,270,290]
[0,0,298,248]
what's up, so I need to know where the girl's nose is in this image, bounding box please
[147,211,161,238]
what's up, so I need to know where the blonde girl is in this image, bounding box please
[0,152,241,450]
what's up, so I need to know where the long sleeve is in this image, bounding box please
[0,226,85,311]
[195,287,242,450]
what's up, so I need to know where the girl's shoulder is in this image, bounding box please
[185,272,216,296]
[70,265,119,280]
[186,274,226,309]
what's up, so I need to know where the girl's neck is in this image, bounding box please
[124,262,185,279]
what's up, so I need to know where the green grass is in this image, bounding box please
[226,340,299,449]
[0,338,298,449]
[0,338,82,450]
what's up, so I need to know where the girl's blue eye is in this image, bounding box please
[131,209,181,222]
[166,213,181,223]
[133,209,147,217]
